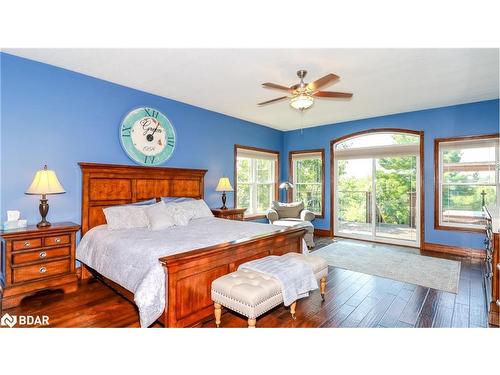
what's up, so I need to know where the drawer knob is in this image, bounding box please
[39,251,47,259]
[39,267,47,274]
[24,241,31,247]
[55,237,61,243]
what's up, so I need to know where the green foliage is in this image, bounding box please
[294,158,322,213]
[337,133,495,227]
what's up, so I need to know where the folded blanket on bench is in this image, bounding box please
[238,255,318,306]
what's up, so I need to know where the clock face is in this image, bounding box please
[120,107,176,166]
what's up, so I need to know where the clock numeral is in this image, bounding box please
[144,156,155,164]
[167,138,175,147]
[144,108,159,118]
[122,127,131,137]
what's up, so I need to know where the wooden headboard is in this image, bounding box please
[79,162,207,235]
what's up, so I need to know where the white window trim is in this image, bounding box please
[236,147,278,217]
[437,137,500,230]
[291,151,323,216]
[333,133,421,248]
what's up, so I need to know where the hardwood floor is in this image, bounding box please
[1,236,489,328]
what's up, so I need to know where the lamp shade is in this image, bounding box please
[279,181,294,190]
[25,165,65,195]
[215,177,234,192]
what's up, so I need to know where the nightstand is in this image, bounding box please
[0,222,80,309]
[211,208,247,221]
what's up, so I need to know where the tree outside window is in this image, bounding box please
[291,151,323,216]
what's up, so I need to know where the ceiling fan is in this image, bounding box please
[258,70,353,111]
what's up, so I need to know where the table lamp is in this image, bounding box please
[279,181,294,202]
[215,177,234,210]
[25,165,66,228]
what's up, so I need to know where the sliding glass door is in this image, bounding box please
[333,132,421,247]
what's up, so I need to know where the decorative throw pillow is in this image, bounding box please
[161,197,195,203]
[272,201,304,219]
[145,201,196,230]
[172,199,214,219]
[131,198,157,206]
[144,202,178,230]
[103,205,150,230]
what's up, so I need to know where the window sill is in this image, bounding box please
[435,224,486,233]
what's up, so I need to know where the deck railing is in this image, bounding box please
[338,190,417,228]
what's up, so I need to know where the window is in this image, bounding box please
[290,150,324,217]
[235,145,279,217]
[333,130,422,246]
[436,134,499,231]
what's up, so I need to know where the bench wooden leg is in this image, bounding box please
[214,303,222,327]
[320,277,326,301]
[248,318,256,328]
[290,301,297,320]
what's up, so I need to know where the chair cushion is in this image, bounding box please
[272,201,304,219]
[273,219,314,233]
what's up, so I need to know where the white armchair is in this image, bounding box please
[266,201,315,248]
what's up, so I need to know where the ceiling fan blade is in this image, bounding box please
[262,82,292,92]
[313,91,353,98]
[258,96,288,105]
[307,74,339,91]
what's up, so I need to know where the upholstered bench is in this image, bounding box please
[211,253,328,328]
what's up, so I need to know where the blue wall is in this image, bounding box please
[0,53,283,226]
[1,52,498,250]
[284,99,499,249]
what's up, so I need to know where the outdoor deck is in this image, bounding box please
[338,221,417,242]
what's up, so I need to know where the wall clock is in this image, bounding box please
[120,107,176,166]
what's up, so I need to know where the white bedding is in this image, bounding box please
[76,217,292,327]
[238,255,318,306]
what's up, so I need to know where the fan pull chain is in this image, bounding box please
[300,108,304,134]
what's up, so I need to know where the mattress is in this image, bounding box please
[76,217,287,327]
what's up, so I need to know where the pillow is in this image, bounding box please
[170,199,213,219]
[103,205,150,230]
[145,201,195,230]
[272,201,304,219]
[161,197,195,203]
[131,198,157,206]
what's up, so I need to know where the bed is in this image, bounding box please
[77,162,306,327]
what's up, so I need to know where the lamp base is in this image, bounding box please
[37,196,51,228]
[220,192,228,210]
[37,220,51,228]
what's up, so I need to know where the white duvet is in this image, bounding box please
[76,217,290,327]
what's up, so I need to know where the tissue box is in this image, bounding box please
[3,220,28,230]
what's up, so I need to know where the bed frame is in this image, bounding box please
[79,162,306,327]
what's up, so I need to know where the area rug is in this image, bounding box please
[312,240,461,293]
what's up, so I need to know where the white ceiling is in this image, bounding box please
[4,48,499,131]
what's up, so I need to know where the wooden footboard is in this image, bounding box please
[159,227,306,327]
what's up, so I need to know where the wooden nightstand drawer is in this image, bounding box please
[13,259,70,283]
[12,246,71,265]
[44,234,70,247]
[211,208,247,221]
[12,237,42,251]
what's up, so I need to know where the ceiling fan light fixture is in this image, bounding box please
[290,94,314,110]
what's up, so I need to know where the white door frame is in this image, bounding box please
[333,139,421,248]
